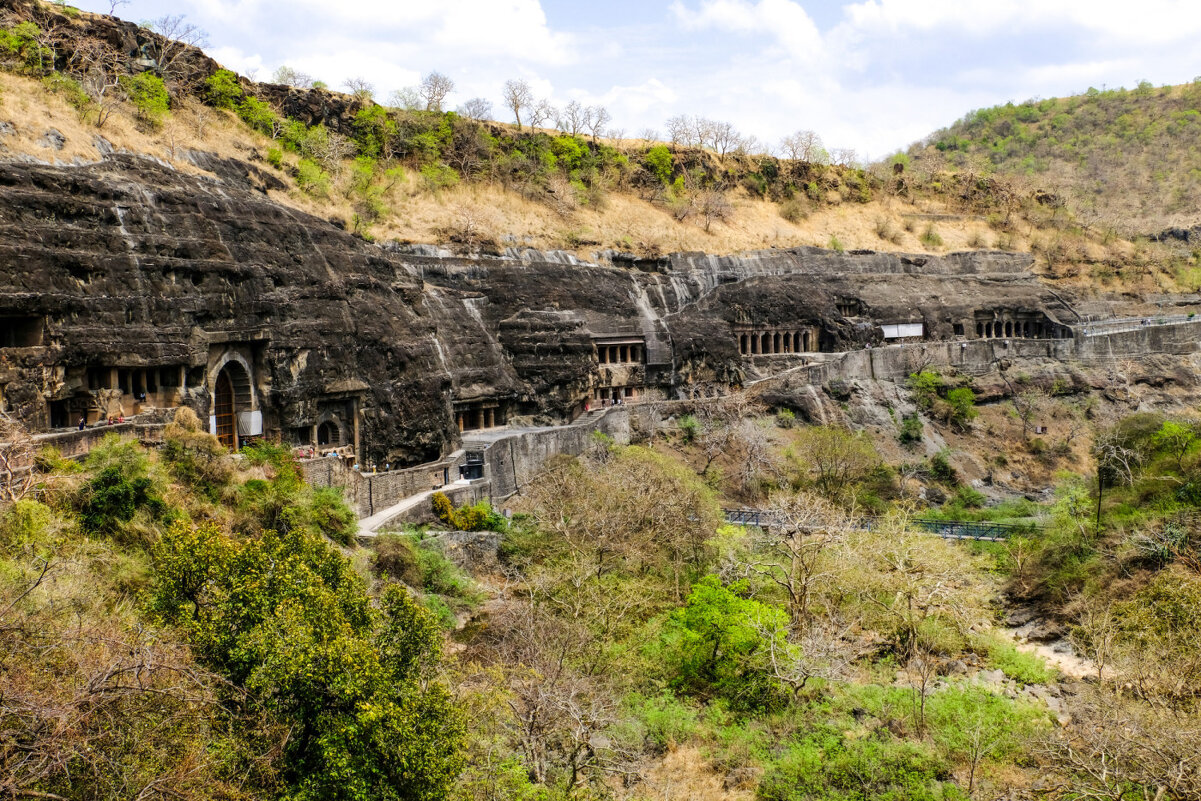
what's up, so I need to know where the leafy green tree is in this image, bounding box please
[148,522,465,800]
[657,575,788,710]
[354,105,399,158]
[644,143,673,184]
[119,72,170,126]
[944,387,978,429]
[203,68,242,109]
[1152,419,1197,470]
[79,466,164,537]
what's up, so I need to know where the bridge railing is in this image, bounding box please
[722,508,1041,542]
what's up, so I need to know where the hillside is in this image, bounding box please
[0,0,1186,283]
[2,2,1201,800]
[908,81,1201,236]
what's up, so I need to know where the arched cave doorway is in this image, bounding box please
[317,419,341,448]
[214,361,252,449]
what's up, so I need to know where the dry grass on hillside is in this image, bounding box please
[0,73,1028,259]
[3,70,1194,296]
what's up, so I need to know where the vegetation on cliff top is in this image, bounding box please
[1,0,1189,282]
[909,80,1201,236]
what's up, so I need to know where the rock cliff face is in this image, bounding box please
[0,151,1084,465]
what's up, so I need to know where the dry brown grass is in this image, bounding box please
[632,746,754,801]
[5,71,1180,292]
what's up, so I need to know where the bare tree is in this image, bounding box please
[418,71,454,112]
[457,97,493,121]
[557,100,586,136]
[1009,385,1049,441]
[747,491,850,630]
[695,186,733,231]
[1043,686,1201,800]
[708,120,741,156]
[105,0,129,16]
[665,115,691,145]
[148,14,209,87]
[528,98,556,129]
[584,105,610,144]
[637,127,661,143]
[69,37,121,127]
[779,129,824,162]
[342,77,374,102]
[502,78,533,129]
[271,65,313,88]
[830,147,859,167]
[753,616,855,700]
[0,411,38,502]
[388,87,422,110]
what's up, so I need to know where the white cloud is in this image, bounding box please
[670,0,823,62]
[839,0,1201,44]
[71,0,1201,159]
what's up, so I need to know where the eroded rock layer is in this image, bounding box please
[0,153,1094,464]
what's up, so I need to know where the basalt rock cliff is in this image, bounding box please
[0,151,1102,465]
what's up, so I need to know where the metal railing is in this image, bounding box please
[722,508,1040,542]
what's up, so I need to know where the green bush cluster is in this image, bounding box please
[907,371,978,430]
[430,491,507,531]
[148,522,465,799]
[119,72,170,126]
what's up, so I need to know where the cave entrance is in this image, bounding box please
[317,420,341,447]
[214,361,252,449]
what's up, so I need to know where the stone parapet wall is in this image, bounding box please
[301,453,464,517]
[35,423,165,459]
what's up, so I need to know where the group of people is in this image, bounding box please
[77,415,125,430]
[584,396,626,412]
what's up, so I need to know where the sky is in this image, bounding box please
[76,0,1201,159]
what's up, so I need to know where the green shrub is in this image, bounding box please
[0,21,49,73]
[430,492,506,532]
[0,499,53,551]
[776,408,796,429]
[632,691,699,752]
[828,234,845,252]
[309,486,357,544]
[147,523,465,798]
[760,735,960,801]
[899,413,924,445]
[654,575,789,711]
[236,95,278,136]
[420,162,460,191]
[929,451,958,485]
[907,371,944,406]
[296,158,330,196]
[119,73,169,126]
[266,147,283,168]
[678,414,700,443]
[79,466,165,537]
[204,69,242,109]
[975,635,1057,684]
[42,72,90,112]
[372,533,422,585]
[920,224,944,248]
[644,144,673,184]
[421,593,458,629]
[945,387,978,428]
[413,537,478,601]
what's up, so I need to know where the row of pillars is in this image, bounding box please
[593,386,639,403]
[597,344,643,364]
[977,320,1047,339]
[457,406,500,432]
[89,365,186,395]
[739,331,811,356]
